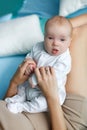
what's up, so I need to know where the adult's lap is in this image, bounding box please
[0,100,50,130]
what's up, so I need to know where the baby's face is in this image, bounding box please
[44,24,72,56]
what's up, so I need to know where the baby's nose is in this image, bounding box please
[53,39,59,46]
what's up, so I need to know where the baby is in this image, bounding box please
[5,16,72,113]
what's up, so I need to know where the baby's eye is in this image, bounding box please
[60,38,65,41]
[48,37,53,39]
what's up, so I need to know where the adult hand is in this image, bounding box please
[11,60,30,86]
[5,60,30,98]
[35,67,58,99]
[35,67,67,130]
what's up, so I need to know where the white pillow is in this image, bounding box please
[0,15,44,57]
[59,0,87,16]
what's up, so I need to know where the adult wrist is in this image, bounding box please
[4,80,18,99]
[10,79,18,88]
[10,77,19,87]
[46,95,60,105]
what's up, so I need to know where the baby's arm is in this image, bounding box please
[25,44,40,87]
[24,45,37,76]
[24,58,37,88]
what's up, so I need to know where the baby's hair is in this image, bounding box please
[45,16,73,35]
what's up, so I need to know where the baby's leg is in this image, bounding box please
[5,85,26,113]
[22,94,48,113]
[26,86,42,101]
[5,94,48,114]
[5,84,26,103]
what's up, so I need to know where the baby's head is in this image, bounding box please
[44,16,72,56]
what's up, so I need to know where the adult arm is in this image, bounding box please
[4,60,30,98]
[47,96,66,130]
[35,67,67,130]
[69,13,87,28]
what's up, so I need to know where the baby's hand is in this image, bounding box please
[25,63,35,76]
[24,58,36,76]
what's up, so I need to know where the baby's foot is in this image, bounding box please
[5,94,25,103]
[7,102,24,114]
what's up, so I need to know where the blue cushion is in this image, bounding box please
[0,55,25,99]
[18,0,59,18]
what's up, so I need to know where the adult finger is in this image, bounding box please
[50,67,55,76]
[45,66,51,75]
[35,68,41,81]
[39,67,46,78]
[18,61,29,73]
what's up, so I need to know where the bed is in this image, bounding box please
[0,0,87,99]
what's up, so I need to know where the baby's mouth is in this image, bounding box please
[52,49,59,55]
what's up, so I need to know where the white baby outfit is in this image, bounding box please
[5,42,71,113]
